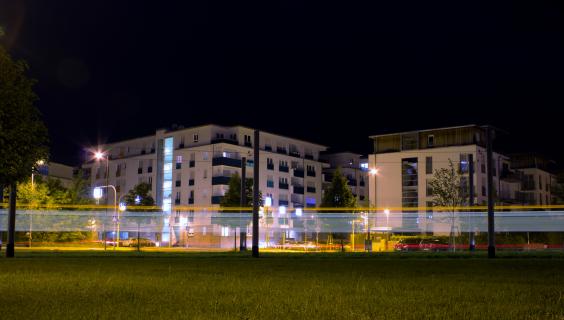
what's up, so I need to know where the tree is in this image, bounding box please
[321,167,356,247]
[124,182,155,207]
[0,28,49,257]
[322,167,356,208]
[428,159,467,251]
[220,172,260,207]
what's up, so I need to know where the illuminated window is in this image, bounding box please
[221,226,230,237]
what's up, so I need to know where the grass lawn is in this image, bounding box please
[0,251,563,319]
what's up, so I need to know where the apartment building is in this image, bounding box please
[509,154,555,206]
[368,125,509,232]
[82,124,327,210]
[320,152,369,207]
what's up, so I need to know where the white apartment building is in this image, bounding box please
[82,124,327,210]
[368,125,510,232]
[320,152,369,207]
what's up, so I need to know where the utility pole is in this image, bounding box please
[252,130,260,258]
[468,153,475,251]
[240,157,247,251]
[486,126,496,258]
[6,183,16,258]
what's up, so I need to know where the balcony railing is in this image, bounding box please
[189,179,195,186]
[138,168,143,174]
[147,166,153,173]
[276,147,287,155]
[279,165,289,173]
[189,160,195,168]
[279,200,289,206]
[307,186,316,193]
[304,154,314,160]
[175,180,181,187]
[244,142,252,147]
[264,145,272,152]
[289,151,301,158]
[293,169,304,178]
[306,170,316,177]
[212,157,242,167]
[212,176,230,185]
[279,183,289,190]
[211,196,223,204]
[267,163,274,170]
[188,198,194,204]
[293,186,304,194]
[211,138,238,146]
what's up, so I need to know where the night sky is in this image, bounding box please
[1,1,563,166]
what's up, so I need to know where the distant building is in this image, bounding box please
[35,162,75,188]
[509,154,555,206]
[320,152,369,207]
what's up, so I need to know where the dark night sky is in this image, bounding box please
[1,1,563,166]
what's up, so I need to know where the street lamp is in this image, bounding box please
[93,185,117,250]
[366,168,379,252]
[384,208,390,250]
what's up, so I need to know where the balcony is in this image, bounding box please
[293,186,304,194]
[289,151,301,158]
[138,168,143,174]
[307,186,316,193]
[244,141,252,147]
[279,165,289,173]
[189,160,195,168]
[211,137,239,146]
[189,179,195,186]
[307,170,316,177]
[175,198,181,205]
[293,169,304,178]
[265,145,272,152]
[279,182,289,190]
[212,157,242,167]
[212,176,230,185]
[148,166,153,173]
[267,163,274,170]
[279,200,289,206]
[212,196,223,204]
[178,143,185,149]
[305,154,314,160]
[276,147,287,155]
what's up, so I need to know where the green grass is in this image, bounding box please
[1,251,563,319]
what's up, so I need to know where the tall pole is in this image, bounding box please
[240,157,247,251]
[252,130,260,258]
[104,158,109,251]
[6,183,16,258]
[468,153,475,251]
[486,126,496,258]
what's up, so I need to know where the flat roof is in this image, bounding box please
[369,124,479,139]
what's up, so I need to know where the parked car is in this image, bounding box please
[420,237,450,252]
[394,238,422,251]
[124,238,156,247]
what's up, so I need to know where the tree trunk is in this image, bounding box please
[6,183,16,258]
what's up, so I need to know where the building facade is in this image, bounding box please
[82,124,327,209]
[368,125,511,232]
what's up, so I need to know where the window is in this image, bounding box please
[244,135,252,146]
[425,157,432,174]
[221,226,230,237]
[539,175,542,191]
[426,180,433,197]
[176,155,182,169]
[267,175,274,188]
[193,134,199,143]
[203,169,208,179]
[427,135,435,147]
[203,152,209,161]
[459,154,469,173]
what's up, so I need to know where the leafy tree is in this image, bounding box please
[321,167,356,247]
[428,159,467,251]
[0,28,49,256]
[66,169,94,205]
[220,172,262,207]
[322,167,356,208]
[16,178,51,208]
[124,182,155,206]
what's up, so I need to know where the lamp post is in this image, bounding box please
[28,160,45,249]
[384,208,390,251]
[93,184,117,250]
[366,168,379,252]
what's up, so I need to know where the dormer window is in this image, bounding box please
[428,135,435,147]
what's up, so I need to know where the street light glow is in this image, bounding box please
[94,151,105,160]
[370,168,379,175]
[384,208,390,216]
[295,208,303,217]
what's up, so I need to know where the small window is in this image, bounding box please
[193,134,199,143]
[427,135,435,147]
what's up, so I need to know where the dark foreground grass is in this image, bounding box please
[1,252,563,319]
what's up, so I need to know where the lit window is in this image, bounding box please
[221,226,230,237]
